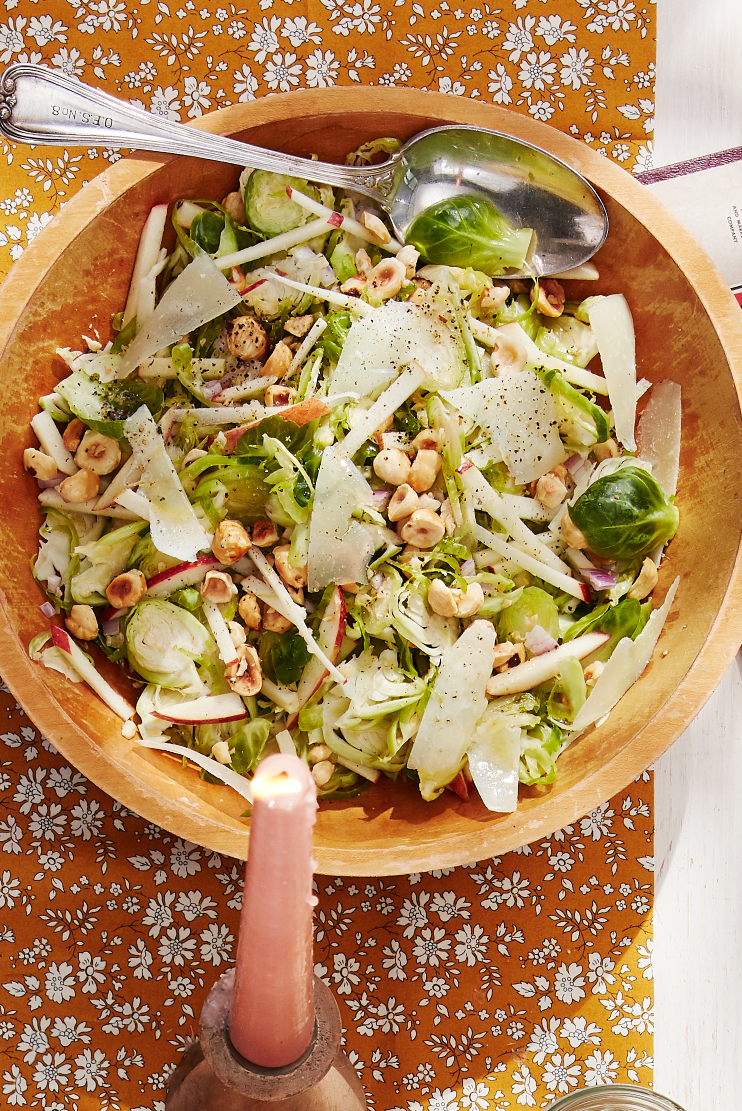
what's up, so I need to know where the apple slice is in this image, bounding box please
[286,586,347,730]
[151,692,247,724]
[146,554,223,599]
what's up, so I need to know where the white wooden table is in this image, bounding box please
[653,3,742,1108]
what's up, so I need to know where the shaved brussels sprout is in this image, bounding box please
[570,465,679,560]
[405,195,534,275]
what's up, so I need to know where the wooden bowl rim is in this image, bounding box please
[2,87,742,874]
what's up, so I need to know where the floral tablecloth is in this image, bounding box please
[0,1,656,1108]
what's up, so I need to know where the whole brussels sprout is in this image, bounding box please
[570,465,679,560]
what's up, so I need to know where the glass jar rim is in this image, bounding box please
[546,1084,686,1111]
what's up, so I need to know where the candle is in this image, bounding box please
[228,753,318,1068]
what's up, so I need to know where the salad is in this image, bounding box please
[24,144,681,812]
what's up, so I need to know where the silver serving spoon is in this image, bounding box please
[0,62,608,277]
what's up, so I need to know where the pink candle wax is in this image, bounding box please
[229,752,318,1068]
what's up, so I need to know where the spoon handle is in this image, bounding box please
[0,63,388,202]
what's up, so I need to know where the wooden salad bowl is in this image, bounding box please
[1,89,742,875]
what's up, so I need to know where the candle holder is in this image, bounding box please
[165,968,367,1110]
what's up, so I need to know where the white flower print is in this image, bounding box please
[73,1047,108,1092]
[199,922,234,965]
[51,1016,92,1047]
[28,15,68,47]
[536,15,576,45]
[429,1088,459,1111]
[587,0,636,34]
[182,77,211,119]
[382,939,408,980]
[633,142,654,174]
[0,17,26,64]
[397,891,429,937]
[157,926,197,966]
[2,1063,27,1106]
[175,890,218,921]
[584,1048,619,1085]
[283,16,323,46]
[0,870,20,908]
[0,816,23,854]
[78,0,128,34]
[14,768,46,814]
[143,891,176,937]
[412,926,450,966]
[461,1077,489,1109]
[560,1016,602,1048]
[18,1016,52,1064]
[511,1064,537,1106]
[233,63,259,101]
[332,952,361,994]
[45,962,76,1004]
[636,938,653,979]
[502,15,535,62]
[587,953,616,994]
[528,1016,560,1064]
[454,922,489,966]
[438,76,465,94]
[305,48,339,87]
[170,840,202,878]
[32,1051,71,1092]
[263,51,302,91]
[543,1051,582,1092]
[517,50,556,90]
[76,952,106,993]
[128,938,154,980]
[422,974,449,997]
[149,86,182,120]
[69,798,104,840]
[431,891,471,922]
[46,767,86,798]
[554,962,586,1004]
[559,46,595,91]
[249,16,281,62]
[28,802,66,841]
[487,63,513,104]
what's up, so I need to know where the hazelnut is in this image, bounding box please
[273,545,308,589]
[62,418,86,452]
[200,570,237,605]
[387,483,419,522]
[398,508,445,549]
[59,468,100,504]
[408,449,441,494]
[105,569,147,608]
[23,448,58,481]
[531,278,565,318]
[262,604,293,633]
[225,643,262,696]
[360,211,391,244]
[226,316,269,360]
[261,339,293,379]
[251,519,280,548]
[238,591,262,630]
[284,315,314,338]
[75,431,122,476]
[212,519,251,564]
[311,760,335,787]
[373,448,411,487]
[65,605,99,641]
[366,257,406,301]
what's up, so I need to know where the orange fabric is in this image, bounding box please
[0,1,656,1106]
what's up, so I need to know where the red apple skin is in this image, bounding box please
[286,586,347,730]
[146,554,223,598]
[152,693,247,725]
[445,772,470,801]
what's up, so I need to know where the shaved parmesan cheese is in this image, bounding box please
[588,294,637,450]
[467,721,521,812]
[124,406,211,562]
[571,577,679,732]
[474,522,588,601]
[136,738,254,804]
[444,369,566,483]
[330,301,464,395]
[638,380,682,496]
[307,449,376,593]
[408,619,496,801]
[118,254,242,377]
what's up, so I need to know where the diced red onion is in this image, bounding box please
[320,265,337,287]
[581,566,618,591]
[460,558,476,577]
[292,245,315,261]
[524,624,558,655]
[371,572,384,590]
[102,617,121,636]
[202,379,223,399]
[565,453,590,482]
[372,489,391,509]
[39,601,57,617]
[37,474,65,489]
[101,605,129,622]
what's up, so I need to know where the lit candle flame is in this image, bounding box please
[251,769,304,800]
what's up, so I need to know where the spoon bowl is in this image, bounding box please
[0,62,607,277]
